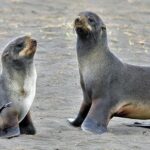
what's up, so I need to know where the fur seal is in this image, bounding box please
[68,11,150,134]
[0,36,37,138]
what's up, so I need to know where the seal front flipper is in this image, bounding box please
[0,105,20,138]
[19,111,36,135]
[0,126,20,139]
[81,99,110,134]
[68,101,91,127]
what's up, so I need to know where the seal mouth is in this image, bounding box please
[74,16,92,35]
[19,36,37,58]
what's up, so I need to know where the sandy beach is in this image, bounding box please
[0,0,150,149]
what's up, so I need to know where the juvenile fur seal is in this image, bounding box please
[68,11,150,134]
[0,36,37,138]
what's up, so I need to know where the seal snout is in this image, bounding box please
[19,37,37,58]
[32,39,37,46]
[31,39,37,48]
[74,16,87,28]
[74,15,92,36]
[74,16,84,25]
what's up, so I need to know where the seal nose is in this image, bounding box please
[31,39,37,47]
[75,17,81,24]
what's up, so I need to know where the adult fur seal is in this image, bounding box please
[68,11,150,134]
[0,36,37,138]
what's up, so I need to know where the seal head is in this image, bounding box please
[74,11,106,42]
[2,36,37,71]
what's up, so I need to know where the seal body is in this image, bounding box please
[0,36,37,138]
[4,59,37,122]
[68,11,150,134]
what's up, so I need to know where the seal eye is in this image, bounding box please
[15,42,24,52]
[88,18,95,24]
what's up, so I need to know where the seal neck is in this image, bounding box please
[76,29,109,57]
[1,62,34,83]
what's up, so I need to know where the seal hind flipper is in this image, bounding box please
[68,101,91,127]
[19,112,36,135]
[125,122,150,129]
[82,118,107,134]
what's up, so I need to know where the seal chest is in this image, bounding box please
[8,66,37,122]
[22,67,37,114]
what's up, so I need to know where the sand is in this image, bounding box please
[0,0,150,149]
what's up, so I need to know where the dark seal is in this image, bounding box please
[0,36,37,138]
[68,11,150,134]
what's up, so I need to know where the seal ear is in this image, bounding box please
[100,24,107,45]
[101,24,106,30]
[2,51,9,58]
